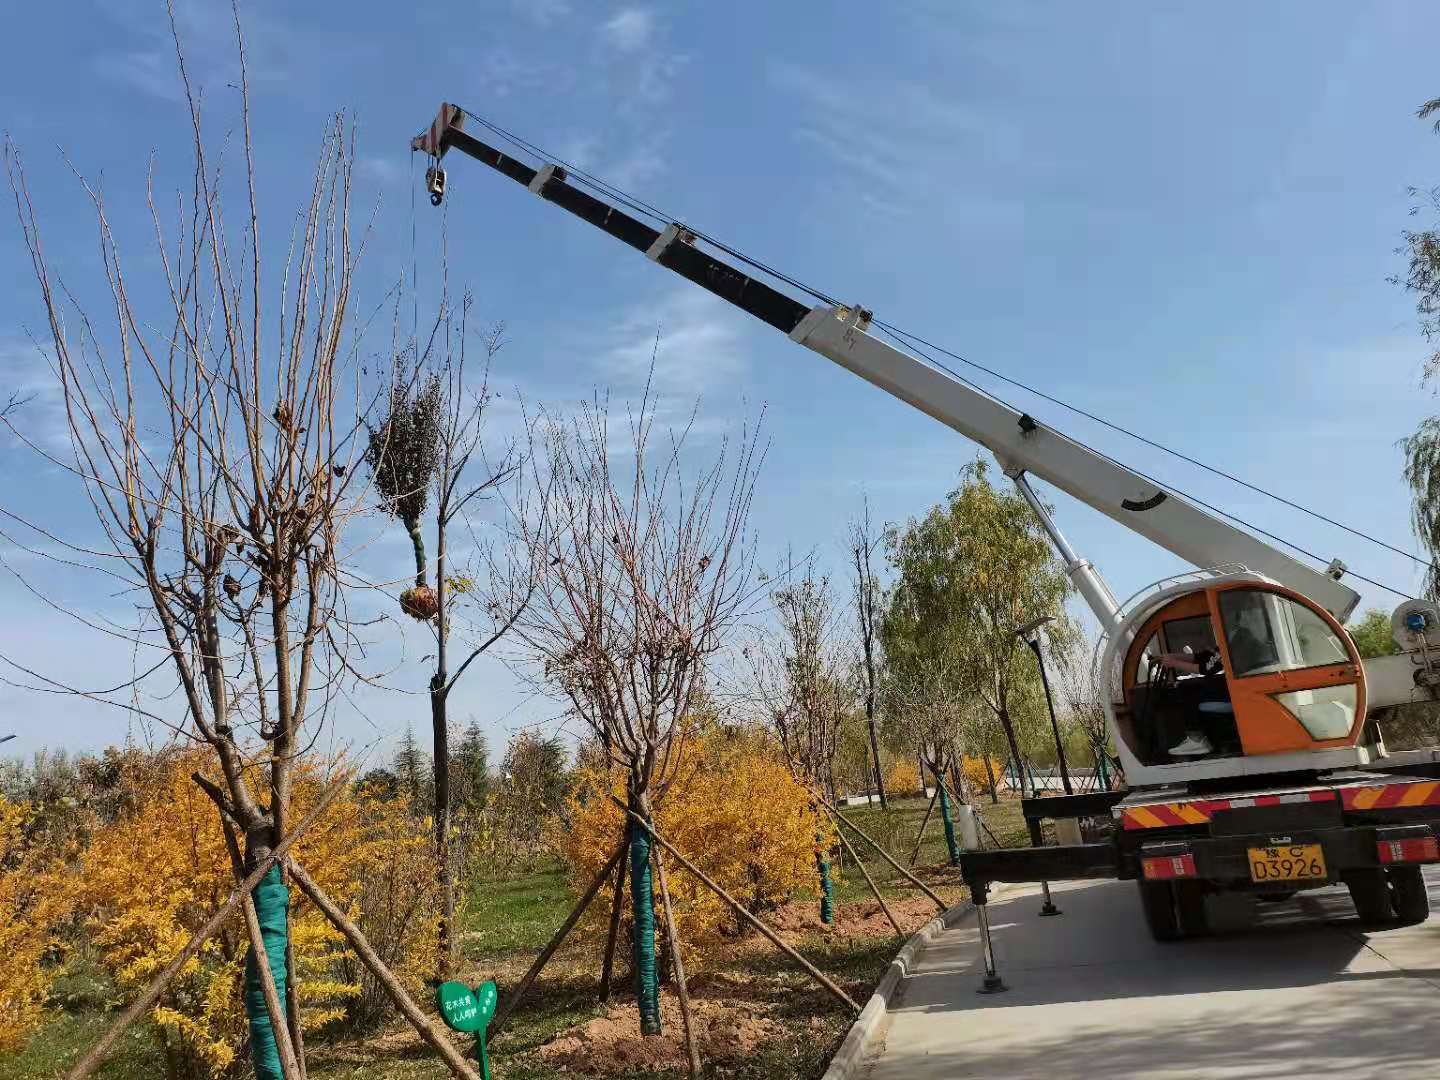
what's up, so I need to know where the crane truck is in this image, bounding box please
[411,104,1440,959]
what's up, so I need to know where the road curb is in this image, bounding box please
[819,896,980,1080]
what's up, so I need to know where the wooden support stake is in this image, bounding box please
[816,795,948,913]
[220,820,301,1080]
[286,861,481,1080]
[907,772,944,867]
[654,845,701,1078]
[610,797,860,1014]
[283,929,308,1080]
[598,832,630,1003]
[489,837,628,1039]
[64,774,350,1080]
[834,821,903,938]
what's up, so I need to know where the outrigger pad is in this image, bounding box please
[412,103,464,157]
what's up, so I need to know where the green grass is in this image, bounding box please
[462,861,577,958]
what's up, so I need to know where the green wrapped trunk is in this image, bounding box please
[628,820,661,1035]
[938,785,961,866]
[816,829,835,925]
[243,864,290,1080]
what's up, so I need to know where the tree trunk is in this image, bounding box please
[406,516,427,586]
[981,755,999,804]
[997,708,1025,798]
[629,800,662,1036]
[431,680,454,980]
[862,656,886,810]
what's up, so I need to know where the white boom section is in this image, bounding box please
[788,305,1361,623]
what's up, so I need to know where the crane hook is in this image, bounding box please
[426,163,447,207]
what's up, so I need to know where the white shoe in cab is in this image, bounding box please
[1168,733,1213,757]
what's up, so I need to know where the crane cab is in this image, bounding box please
[1104,572,1370,786]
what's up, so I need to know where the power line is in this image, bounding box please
[874,325,1416,603]
[445,103,1425,602]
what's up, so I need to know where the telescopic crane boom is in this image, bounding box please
[413,104,1359,628]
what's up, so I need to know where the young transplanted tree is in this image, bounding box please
[746,553,851,921]
[507,385,762,1042]
[3,25,368,1076]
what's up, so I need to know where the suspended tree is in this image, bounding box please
[364,296,526,978]
[507,387,762,1039]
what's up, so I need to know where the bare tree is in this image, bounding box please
[507,385,762,1037]
[750,553,850,799]
[365,294,526,979]
[2,9,368,1071]
[848,496,887,807]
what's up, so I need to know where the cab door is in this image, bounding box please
[1210,584,1365,755]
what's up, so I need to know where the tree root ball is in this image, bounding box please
[399,584,439,621]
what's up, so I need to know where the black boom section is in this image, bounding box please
[439,128,810,335]
[960,843,1119,887]
[1021,791,1126,823]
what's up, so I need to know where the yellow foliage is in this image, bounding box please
[884,760,922,796]
[76,750,435,1074]
[0,795,71,1053]
[961,755,1003,796]
[557,730,829,965]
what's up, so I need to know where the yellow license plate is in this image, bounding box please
[1248,844,1326,883]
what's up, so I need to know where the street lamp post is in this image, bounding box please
[1013,616,1066,917]
[0,734,15,746]
[1019,621,1072,797]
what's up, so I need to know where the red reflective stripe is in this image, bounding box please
[1308,790,1335,803]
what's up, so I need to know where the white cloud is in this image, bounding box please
[513,0,573,26]
[0,338,69,456]
[770,62,1027,222]
[602,8,655,53]
[581,288,753,441]
[358,156,405,187]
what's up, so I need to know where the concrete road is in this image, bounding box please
[866,870,1440,1079]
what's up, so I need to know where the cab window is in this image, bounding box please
[1217,588,1348,678]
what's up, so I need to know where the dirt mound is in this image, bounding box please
[765,895,942,938]
[539,989,786,1073]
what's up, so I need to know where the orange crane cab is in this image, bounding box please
[1105,573,1368,785]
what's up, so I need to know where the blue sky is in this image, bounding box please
[2,1,1439,763]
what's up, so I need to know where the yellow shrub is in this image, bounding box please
[961,755,1003,797]
[557,730,829,964]
[884,760,921,797]
[0,795,71,1053]
[76,750,437,1074]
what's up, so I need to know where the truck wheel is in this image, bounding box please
[1345,869,1393,926]
[1138,880,1180,941]
[1389,866,1431,925]
[1174,881,1210,937]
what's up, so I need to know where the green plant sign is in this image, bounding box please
[436,980,496,1034]
[436,979,499,1080]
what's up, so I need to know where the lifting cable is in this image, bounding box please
[450,104,1425,602]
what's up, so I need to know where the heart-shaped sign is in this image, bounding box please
[436,979,500,1035]
[474,980,498,1026]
